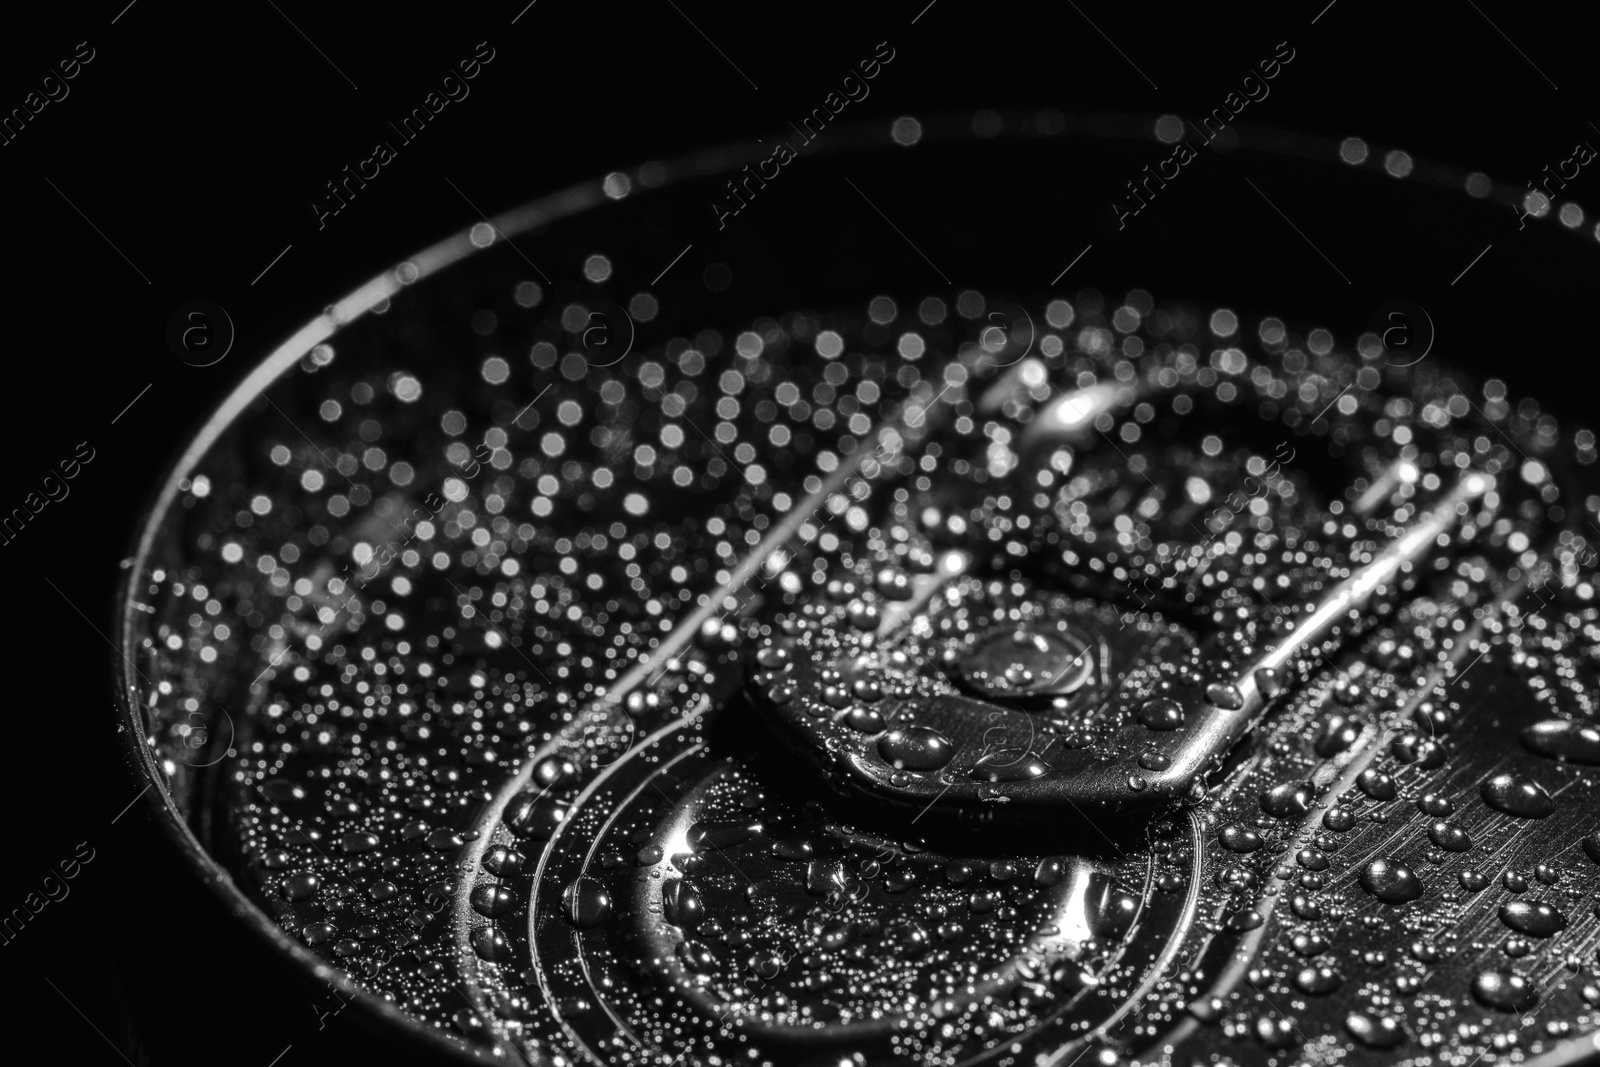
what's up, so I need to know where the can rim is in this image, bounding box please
[107,108,1541,1061]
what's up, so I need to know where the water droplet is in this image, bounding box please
[506,793,566,840]
[470,883,518,918]
[884,868,917,892]
[561,877,611,929]
[1253,668,1285,700]
[662,878,704,930]
[1314,713,1363,757]
[1089,889,1138,938]
[1292,931,1328,956]
[771,837,814,861]
[889,919,932,959]
[847,600,880,630]
[470,925,514,962]
[425,828,465,852]
[1220,825,1264,853]
[260,777,314,808]
[1413,701,1457,735]
[1417,792,1455,817]
[483,847,525,876]
[338,831,379,854]
[755,642,792,670]
[1206,682,1245,710]
[1500,899,1567,937]
[1460,869,1489,892]
[1136,697,1185,731]
[821,920,855,949]
[452,1008,487,1037]
[1216,866,1258,891]
[1520,719,1600,764]
[1296,965,1343,995]
[878,727,955,771]
[1427,821,1472,852]
[1583,832,1600,866]
[1357,769,1396,800]
[1391,734,1446,768]
[532,754,578,789]
[807,859,847,897]
[1344,1011,1406,1049]
[1255,1016,1297,1049]
[1360,859,1423,903]
[954,627,1092,698]
[1033,858,1065,887]
[1410,940,1443,962]
[876,567,914,600]
[677,939,716,973]
[1481,772,1555,818]
[1261,781,1316,819]
[1137,750,1172,771]
[1291,894,1323,920]
[1323,806,1356,831]
[852,677,884,702]
[1051,962,1099,993]
[1472,970,1538,1011]
[687,819,760,851]
[820,578,855,603]
[842,707,887,733]
[1334,682,1364,705]
[1297,848,1329,871]
[281,871,319,902]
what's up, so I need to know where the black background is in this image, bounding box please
[2,1,1597,1063]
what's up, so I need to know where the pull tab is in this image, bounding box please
[750,472,1493,817]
